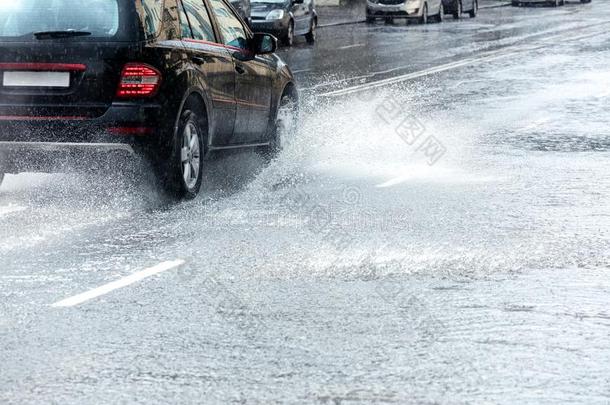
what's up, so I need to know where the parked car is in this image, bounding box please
[442,0,477,18]
[229,0,252,25]
[366,0,444,24]
[250,0,317,46]
[0,0,299,199]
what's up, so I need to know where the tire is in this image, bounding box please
[469,0,477,17]
[156,98,206,200]
[261,93,299,160]
[453,0,462,19]
[435,2,444,22]
[282,20,295,46]
[305,18,317,44]
[419,3,428,24]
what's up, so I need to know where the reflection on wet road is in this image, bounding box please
[1,2,610,404]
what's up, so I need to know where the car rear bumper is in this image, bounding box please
[366,2,422,17]
[0,102,162,173]
[0,141,135,155]
[0,141,138,173]
[0,102,163,143]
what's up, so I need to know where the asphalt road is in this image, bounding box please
[1,2,609,404]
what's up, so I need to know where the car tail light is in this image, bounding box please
[116,63,161,98]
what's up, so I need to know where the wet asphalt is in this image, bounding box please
[1,1,610,404]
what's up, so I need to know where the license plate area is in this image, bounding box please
[2,71,71,88]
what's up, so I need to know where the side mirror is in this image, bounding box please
[252,33,277,54]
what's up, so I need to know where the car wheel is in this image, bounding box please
[305,18,317,44]
[435,2,444,22]
[262,93,298,160]
[419,3,428,24]
[283,20,295,46]
[158,99,206,200]
[469,0,477,17]
[453,0,462,19]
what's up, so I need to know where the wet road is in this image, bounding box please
[1,2,610,404]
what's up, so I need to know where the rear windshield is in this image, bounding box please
[0,0,120,39]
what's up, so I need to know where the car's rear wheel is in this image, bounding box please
[469,0,477,17]
[283,20,295,46]
[305,18,317,44]
[158,99,206,200]
[453,0,462,19]
[435,3,444,22]
[419,3,428,24]
[261,93,299,160]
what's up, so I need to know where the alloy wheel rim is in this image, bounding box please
[181,121,201,190]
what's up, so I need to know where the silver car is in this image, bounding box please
[366,0,444,24]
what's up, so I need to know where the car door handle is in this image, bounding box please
[235,65,246,75]
[191,56,206,65]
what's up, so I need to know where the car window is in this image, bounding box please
[138,0,164,39]
[181,0,216,42]
[208,0,248,49]
[0,0,119,38]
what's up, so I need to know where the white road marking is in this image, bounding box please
[51,260,185,308]
[292,68,313,74]
[338,43,365,50]
[376,175,412,188]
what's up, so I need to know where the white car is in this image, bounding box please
[366,0,444,24]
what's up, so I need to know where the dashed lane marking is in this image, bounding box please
[51,260,185,308]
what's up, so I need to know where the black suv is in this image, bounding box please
[0,0,298,199]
